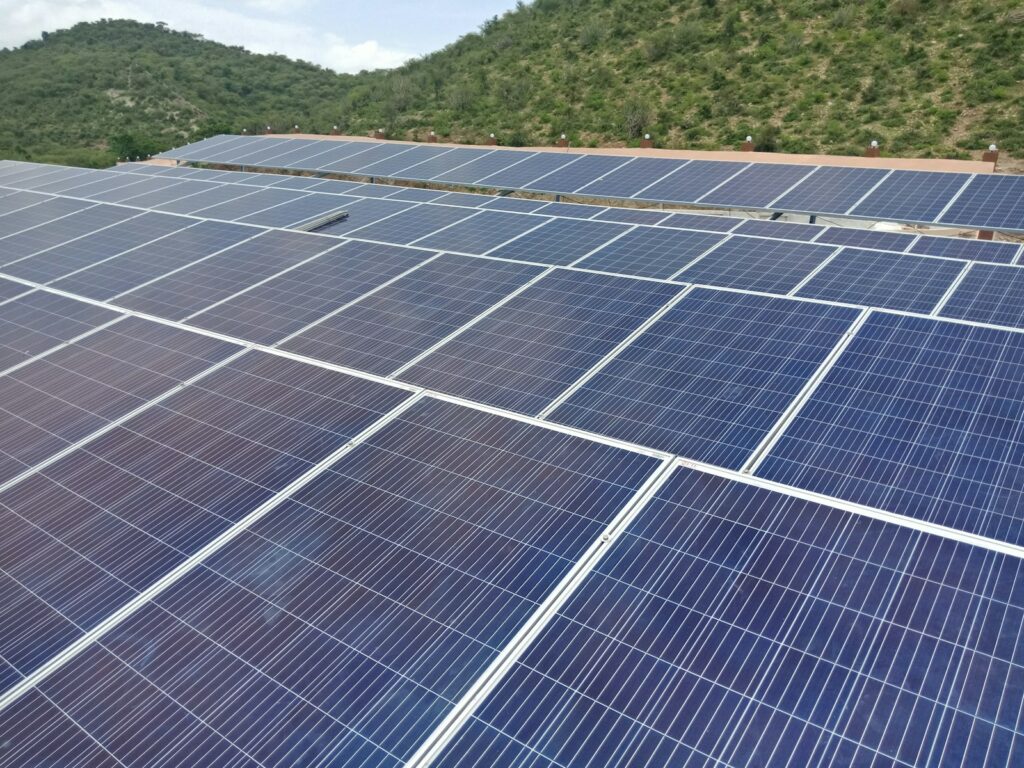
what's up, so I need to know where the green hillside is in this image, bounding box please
[2,2,1023,167]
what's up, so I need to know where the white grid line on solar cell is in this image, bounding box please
[563,224,639,267]
[479,215,557,256]
[930,262,975,316]
[0,210,148,270]
[764,165,822,208]
[405,456,679,768]
[741,308,872,474]
[786,247,845,296]
[401,207,484,245]
[934,173,977,222]
[838,169,896,217]
[667,233,744,279]
[535,286,697,419]
[0,386,424,719]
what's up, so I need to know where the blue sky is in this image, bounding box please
[0,0,520,72]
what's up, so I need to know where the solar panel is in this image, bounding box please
[0,291,122,372]
[939,173,1024,231]
[305,140,388,170]
[266,174,332,190]
[549,288,860,467]
[389,186,450,203]
[49,220,256,300]
[187,241,430,345]
[0,351,411,685]
[526,155,631,194]
[0,191,52,217]
[152,182,262,214]
[346,182,403,198]
[234,192,350,229]
[536,201,605,219]
[385,147,482,180]
[115,229,334,320]
[0,276,29,303]
[307,178,368,195]
[434,148,533,184]
[657,211,741,232]
[592,208,672,225]
[118,178,222,208]
[675,237,838,294]
[577,227,725,279]
[281,254,544,375]
[0,317,240,484]
[480,196,550,214]
[851,170,970,223]
[575,158,688,198]
[432,191,493,208]
[1,212,192,284]
[87,176,192,203]
[813,226,916,252]
[435,464,1024,768]
[354,145,450,176]
[938,263,1024,329]
[632,160,748,203]
[909,234,1020,264]
[34,170,136,195]
[757,312,1024,545]
[733,218,824,241]
[770,165,890,214]
[190,187,306,221]
[398,269,681,415]
[412,210,548,254]
[0,197,94,238]
[794,247,967,313]
[0,397,660,768]
[487,218,632,266]
[312,198,412,235]
[698,163,816,208]
[475,152,581,189]
[0,205,136,265]
[346,203,477,244]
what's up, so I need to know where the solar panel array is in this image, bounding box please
[159,135,1024,233]
[0,154,1023,767]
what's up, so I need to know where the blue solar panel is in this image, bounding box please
[38,171,146,196]
[435,464,1024,768]
[191,187,306,221]
[392,147,483,180]
[188,241,430,344]
[938,263,1024,329]
[306,141,387,171]
[2,212,191,283]
[116,230,335,320]
[550,288,859,467]
[487,218,631,266]
[794,247,967,313]
[851,171,971,222]
[939,174,1024,232]
[733,218,824,241]
[910,234,1021,264]
[0,397,660,768]
[0,205,136,266]
[389,186,450,203]
[265,174,331,190]
[119,179,220,208]
[0,191,51,216]
[476,153,582,189]
[434,149,533,184]
[0,351,411,687]
[771,165,890,214]
[480,196,550,213]
[152,183,260,214]
[813,227,917,252]
[576,158,689,198]
[234,192,350,229]
[312,198,413,235]
[592,208,671,225]
[282,254,543,374]
[50,220,255,300]
[432,191,492,207]
[412,210,548,254]
[0,317,240,484]
[758,312,1024,545]
[698,163,816,208]
[525,155,631,194]
[632,160,749,203]
[346,182,403,198]
[535,201,605,219]
[354,145,450,176]
[346,203,477,244]
[89,176,192,203]
[675,236,837,293]
[0,197,93,238]
[318,142,401,172]
[303,178,365,195]
[577,227,725,279]
[399,269,681,414]
[657,211,741,232]
[0,276,28,303]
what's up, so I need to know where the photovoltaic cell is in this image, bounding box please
[758,312,1024,545]
[0,197,94,238]
[118,178,221,208]
[0,191,52,216]
[0,351,411,687]
[577,227,725,279]
[412,210,548,254]
[536,201,605,219]
[550,288,859,467]
[794,248,967,313]
[49,220,256,300]
[733,218,824,242]
[191,188,306,221]
[346,183,403,198]
[575,158,688,199]
[487,218,632,266]
[526,155,631,195]
[480,196,550,214]
[310,178,370,195]
[0,291,122,372]
[0,276,29,303]
[939,173,1024,232]
[264,174,332,190]
[87,177,191,204]
[435,465,1024,768]
[698,163,815,208]
[0,317,240,484]
[813,227,916,253]
[313,198,412,235]
[657,211,740,232]
[909,234,1020,264]
[633,160,749,203]
[592,208,671,226]
[434,149,532,184]
[354,145,450,176]
[389,186,450,203]
[399,269,681,415]
[475,152,581,189]
[431,191,492,208]
[389,147,483,180]
[676,236,838,294]
[0,397,659,768]
[0,205,137,266]
[2,212,191,283]
[235,193,350,229]
[152,183,261,214]
[281,254,544,374]
[771,166,891,214]
[187,240,431,345]
[347,204,478,244]
[116,229,335,320]
[851,171,970,223]
[938,263,1024,329]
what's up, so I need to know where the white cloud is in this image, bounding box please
[0,0,413,73]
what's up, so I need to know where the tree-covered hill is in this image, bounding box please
[2,2,1023,168]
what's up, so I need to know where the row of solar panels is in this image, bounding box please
[159,134,1024,233]
[6,158,1020,267]
[0,207,1021,764]
[1,182,1023,552]
[4,162,1024,337]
